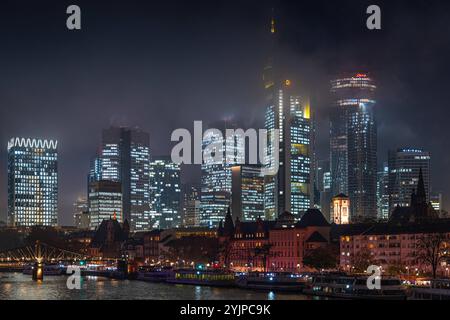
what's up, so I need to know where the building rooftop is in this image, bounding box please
[306,231,328,243]
[296,209,330,228]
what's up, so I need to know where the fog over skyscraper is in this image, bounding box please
[330,73,377,221]
[263,15,313,220]
[91,127,151,231]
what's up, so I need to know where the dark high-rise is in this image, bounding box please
[388,148,431,213]
[330,73,377,221]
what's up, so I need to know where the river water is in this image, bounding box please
[0,273,316,300]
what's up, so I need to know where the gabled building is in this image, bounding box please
[338,171,446,274]
[270,209,331,272]
[218,208,331,272]
[88,218,129,258]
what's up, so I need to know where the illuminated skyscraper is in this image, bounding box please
[330,73,377,221]
[200,121,243,227]
[182,184,201,227]
[388,148,431,213]
[88,180,122,230]
[231,165,265,221]
[263,15,312,220]
[264,83,312,220]
[7,138,58,227]
[95,127,151,231]
[149,156,181,229]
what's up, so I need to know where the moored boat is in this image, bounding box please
[410,279,450,300]
[22,263,63,276]
[137,266,174,283]
[166,268,235,287]
[235,272,308,292]
[303,274,407,300]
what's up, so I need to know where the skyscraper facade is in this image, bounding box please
[377,163,390,221]
[231,165,265,221]
[88,180,122,230]
[262,15,312,221]
[388,148,431,213]
[94,127,151,231]
[149,156,181,229]
[200,122,243,227]
[181,184,201,228]
[264,82,312,220]
[315,159,332,221]
[330,73,377,221]
[73,197,89,229]
[7,138,58,227]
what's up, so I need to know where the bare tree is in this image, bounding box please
[219,239,233,268]
[415,233,450,279]
[351,248,376,273]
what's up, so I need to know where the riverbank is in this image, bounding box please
[0,273,315,300]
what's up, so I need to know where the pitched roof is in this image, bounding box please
[91,219,128,246]
[306,231,328,243]
[234,221,276,237]
[296,209,329,228]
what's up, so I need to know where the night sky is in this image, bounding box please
[1,0,449,225]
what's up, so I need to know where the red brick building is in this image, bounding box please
[218,208,331,272]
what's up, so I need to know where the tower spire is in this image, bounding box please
[270,8,276,34]
[416,168,426,201]
[270,9,276,34]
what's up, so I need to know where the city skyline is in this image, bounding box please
[1,0,450,225]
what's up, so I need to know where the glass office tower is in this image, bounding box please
[262,15,312,221]
[88,180,122,230]
[388,148,431,213]
[149,156,181,229]
[200,121,243,227]
[231,165,265,221]
[264,82,312,220]
[330,73,377,221]
[7,138,58,227]
[95,127,151,231]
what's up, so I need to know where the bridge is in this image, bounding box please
[0,241,87,281]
